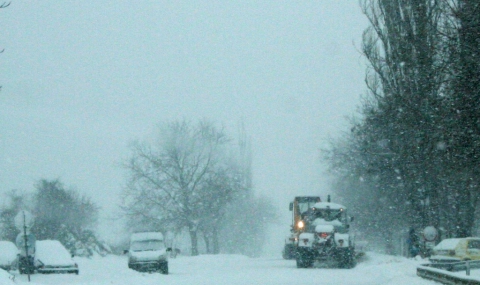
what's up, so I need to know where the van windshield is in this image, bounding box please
[131,240,164,251]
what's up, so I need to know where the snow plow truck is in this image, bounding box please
[295,196,356,268]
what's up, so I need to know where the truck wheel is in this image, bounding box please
[283,244,295,260]
[298,257,314,268]
[296,249,313,268]
[296,257,304,268]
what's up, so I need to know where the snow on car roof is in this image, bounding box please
[313,202,346,210]
[434,238,463,250]
[35,240,74,266]
[434,237,480,251]
[0,241,18,265]
[130,232,164,242]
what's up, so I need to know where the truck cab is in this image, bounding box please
[283,196,321,259]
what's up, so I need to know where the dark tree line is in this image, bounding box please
[121,119,276,256]
[0,179,106,256]
[323,0,480,253]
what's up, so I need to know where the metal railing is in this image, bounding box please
[417,261,480,285]
[427,260,480,273]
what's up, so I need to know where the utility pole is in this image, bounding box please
[23,211,30,282]
[15,210,35,282]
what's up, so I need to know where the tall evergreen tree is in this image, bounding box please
[443,0,480,237]
[32,179,99,252]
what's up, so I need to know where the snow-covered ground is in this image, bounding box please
[452,266,480,278]
[0,269,15,285]
[1,252,462,285]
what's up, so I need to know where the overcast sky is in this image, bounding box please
[0,1,368,243]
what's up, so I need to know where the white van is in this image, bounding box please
[126,232,171,274]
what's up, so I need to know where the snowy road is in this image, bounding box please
[11,253,439,285]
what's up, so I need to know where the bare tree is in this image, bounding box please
[122,119,234,256]
[198,166,240,254]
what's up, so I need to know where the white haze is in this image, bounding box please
[0,1,368,250]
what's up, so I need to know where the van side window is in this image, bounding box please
[467,240,480,250]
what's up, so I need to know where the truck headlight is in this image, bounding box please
[298,221,305,229]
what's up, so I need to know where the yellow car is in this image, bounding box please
[430,237,480,262]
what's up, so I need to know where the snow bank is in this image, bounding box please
[0,241,18,266]
[0,268,15,285]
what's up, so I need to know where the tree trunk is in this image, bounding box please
[385,229,395,255]
[212,227,219,254]
[189,229,199,256]
[203,232,211,254]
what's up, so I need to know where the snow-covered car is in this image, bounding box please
[0,241,18,271]
[126,232,171,274]
[430,237,480,262]
[34,240,79,274]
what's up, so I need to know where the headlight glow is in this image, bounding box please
[298,220,305,229]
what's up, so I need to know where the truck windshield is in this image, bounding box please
[298,202,317,215]
[296,197,321,217]
[131,240,164,251]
